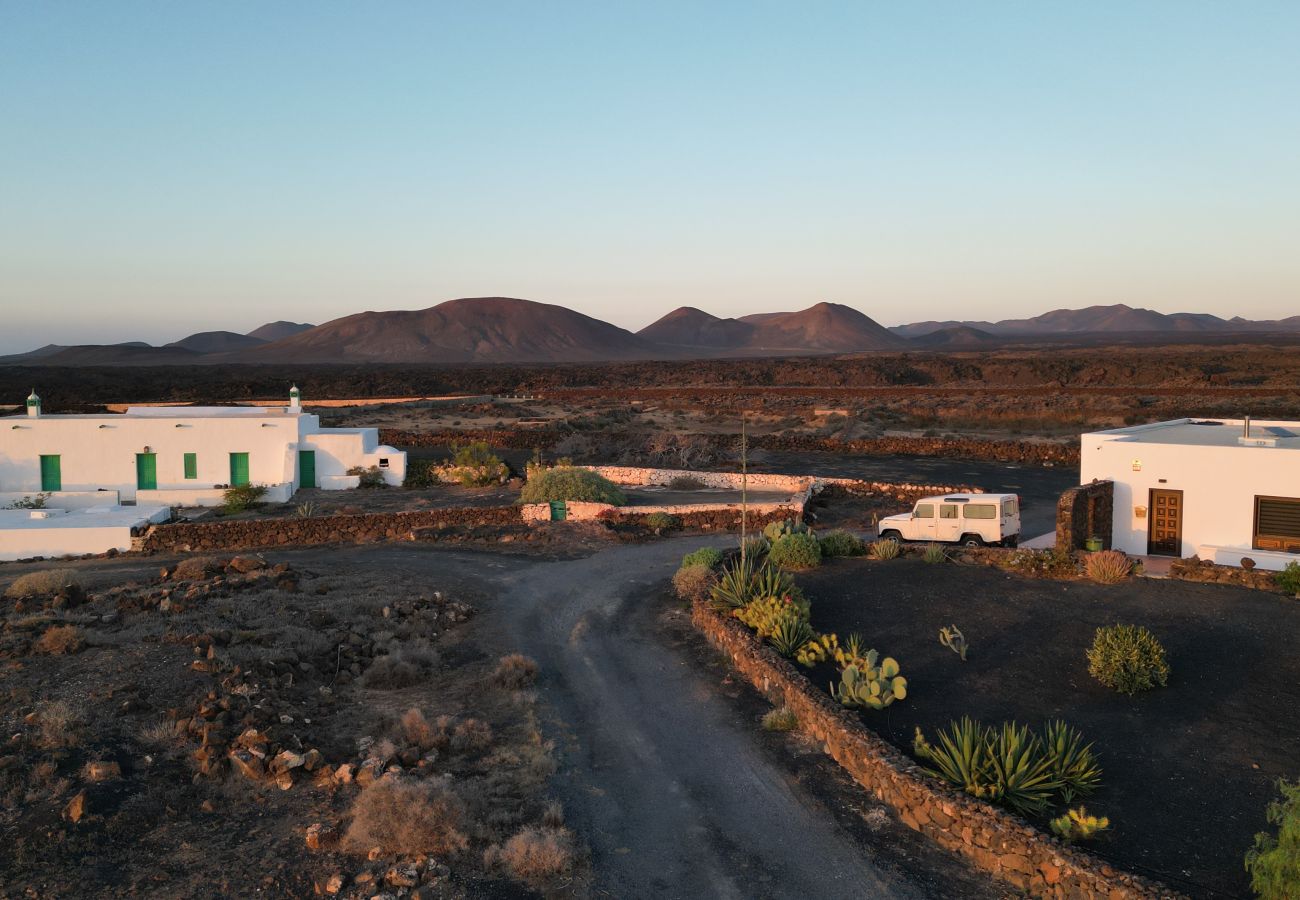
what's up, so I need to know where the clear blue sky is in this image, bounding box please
[2,1,1298,351]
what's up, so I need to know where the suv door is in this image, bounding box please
[909,503,936,541]
[937,504,962,541]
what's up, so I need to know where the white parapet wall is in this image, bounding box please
[0,490,122,509]
[0,505,171,560]
[137,482,293,508]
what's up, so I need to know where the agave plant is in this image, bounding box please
[1042,720,1102,803]
[709,554,759,611]
[922,543,948,564]
[1084,549,1132,584]
[770,618,816,659]
[983,722,1063,816]
[914,717,989,796]
[869,537,901,560]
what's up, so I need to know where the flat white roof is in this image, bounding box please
[1087,417,1300,450]
[0,505,168,530]
[1,406,299,421]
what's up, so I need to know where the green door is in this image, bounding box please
[135,453,157,490]
[229,452,250,486]
[298,450,316,488]
[549,500,567,521]
[39,455,61,492]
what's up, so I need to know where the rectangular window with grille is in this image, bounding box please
[1253,496,1300,552]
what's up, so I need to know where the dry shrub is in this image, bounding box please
[342,779,468,857]
[138,717,184,749]
[672,564,717,603]
[34,625,84,655]
[362,649,436,689]
[33,700,82,749]
[399,708,451,752]
[1084,550,1132,584]
[497,826,576,884]
[172,556,222,582]
[450,718,493,754]
[5,569,81,599]
[761,706,798,732]
[492,654,538,689]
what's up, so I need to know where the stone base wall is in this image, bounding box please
[690,599,1178,899]
[138,507,523,553]
[1168,557,1288,593]
[585,465,814,493]
[1056,481,1114,552]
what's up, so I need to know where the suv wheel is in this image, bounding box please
[961,534,984,548]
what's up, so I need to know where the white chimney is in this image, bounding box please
[25,389,40,418]
[289,384,301,410]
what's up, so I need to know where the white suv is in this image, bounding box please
[876,493,1020,548]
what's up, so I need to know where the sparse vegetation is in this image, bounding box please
[32,700,83,750]
[222,483,267,512]
[761,706,799,731]
[1087,624,1170,695]
[294,500,319,518]
[818,529,864,557]
[1276,561,1300,596]
[4,569,80,599]
[520,466,627,506]
[34,625,84,655]
[672,563,717,603]
[492,653,538,689]
[768,532,822,570]
[1084,550,1133,584]
[449,441,509,486]
[362,647,438,689]
[342,779,468,856]
[869,537,901,560]
[1245,779,1300,899]
[642,511,680,531]
[347,465,387,488]
[493,825,576,885]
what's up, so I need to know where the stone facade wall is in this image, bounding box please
[585,465,814,493]
[138,507,523,553]
[1056,481,1114,552]
[1168,557,1290,593]
[690,599,1178,899]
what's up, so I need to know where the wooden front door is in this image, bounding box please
[1147,488,1183,556]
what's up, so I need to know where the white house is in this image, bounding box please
[0,388,407,508]
[1081,417,1300,571]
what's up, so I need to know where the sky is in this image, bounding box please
[2,1,1298,352]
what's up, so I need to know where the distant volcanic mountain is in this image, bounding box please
[247,297,659,363]
[892,304,1300,339]
[639,302,907,353]
[246,320,314,342]
[167,330,268,353]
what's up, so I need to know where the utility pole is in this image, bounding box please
[740,411,748,561]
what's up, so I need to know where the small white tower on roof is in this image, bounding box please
[25,389,40,418]
[289,384,301,410]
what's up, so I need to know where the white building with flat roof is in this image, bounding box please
[0,388,406,508]
[1081,417,1300,570]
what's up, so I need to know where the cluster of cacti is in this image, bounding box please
[1049,807,1110,842]
[734,594,808,639]
[794,632,838,667]
[762,518,810,542]
[913,717,1103,818]
[829,651,907,710]
[869,537,901,560]
[938,624,968,660]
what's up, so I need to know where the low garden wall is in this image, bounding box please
[690,599,1177,899]
[1167,557,1289,593]
[137,507,523,553]
[1056,480,1114,552]
[584,465,814,493]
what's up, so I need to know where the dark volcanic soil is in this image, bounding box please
[797,558,1300,899]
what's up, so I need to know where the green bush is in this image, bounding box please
[347,466,387,489]
[223,483,267,513]
[1086,624,1170,695]
[1276,561,1300,595]
[818,530,864,558]
[768,532,822,570]
[520,467,626,506]
[680,547,723,570]
[448,441,509,486]
[642,512,680,531]
[1246,779,1300,899]
[402,459,439,489]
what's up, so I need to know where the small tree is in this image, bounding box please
[1245,779,1300,899]
[520,467,626,505]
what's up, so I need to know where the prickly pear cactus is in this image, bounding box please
[830,652,908,709]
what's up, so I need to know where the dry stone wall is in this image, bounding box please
[138,507,522,553]
[691,599,1179,900]
[1056,480,1114,551]
[1168,557,1290,593]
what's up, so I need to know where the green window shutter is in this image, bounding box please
[184,453,197,479]
[39,455,61,492]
